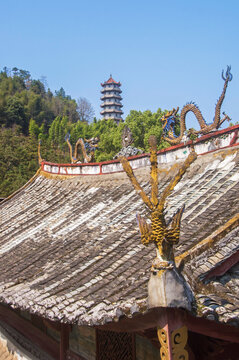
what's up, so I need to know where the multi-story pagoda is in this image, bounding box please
[100,75,123,123]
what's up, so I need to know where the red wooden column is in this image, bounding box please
[157,308,191,360]
[60,323,70,360]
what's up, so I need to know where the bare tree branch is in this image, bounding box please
[77,97,95,123]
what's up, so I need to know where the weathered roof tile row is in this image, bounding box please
[0,147,239,326]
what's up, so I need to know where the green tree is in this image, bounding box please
[0,66,80,133]
[0,127,38,197]
[5,96,27,132]
[30,80,45,95]
[29,118,40,139]
[125,108,167,152]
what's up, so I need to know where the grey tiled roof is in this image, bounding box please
[0,147,239,327]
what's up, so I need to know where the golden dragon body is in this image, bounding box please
[65,134,98,163]
[162,66,233,145]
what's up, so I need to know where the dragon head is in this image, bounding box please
[64,132,71,142]
[84,137,99,152]
[161,107,179,132]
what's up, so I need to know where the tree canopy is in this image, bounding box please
[0,67,80,132]
[0,66,175,198]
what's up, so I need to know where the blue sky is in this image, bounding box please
[1,0,238,128]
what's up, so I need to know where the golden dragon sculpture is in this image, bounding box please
[162,66,232,145]
[120,136,197,358]
[65,134,98,163]
[120,136,197,263]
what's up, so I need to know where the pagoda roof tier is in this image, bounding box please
[100,102,123,108]
[100,109,123,115]
[102,117,123,122]
[111,116,123,120]
[1,126,239,328]
[101,76,121,86]
[101,94,122,101]
[101,87,122,94]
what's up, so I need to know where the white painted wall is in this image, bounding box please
[42,129,238,176]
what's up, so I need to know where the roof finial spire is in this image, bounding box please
[110,73,112,78]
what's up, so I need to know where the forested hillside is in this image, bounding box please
[0,67,172,198]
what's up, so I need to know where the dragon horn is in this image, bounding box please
[166,109,174,117]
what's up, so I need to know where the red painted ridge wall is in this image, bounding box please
[41,125,239,176]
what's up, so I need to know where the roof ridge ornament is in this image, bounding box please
[65,133,99,164]
[114,126,143,159]
[162,66,232,145]
[120,136,196,310]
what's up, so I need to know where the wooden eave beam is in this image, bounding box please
[60,323,70,360]
[204,249,239,280]
[43,317,61,331]
[185,310,239,343]
[98,308,239,343]
[0,305,85,360]
[0,304,59,359]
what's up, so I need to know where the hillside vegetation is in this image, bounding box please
[0,67,173,198]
